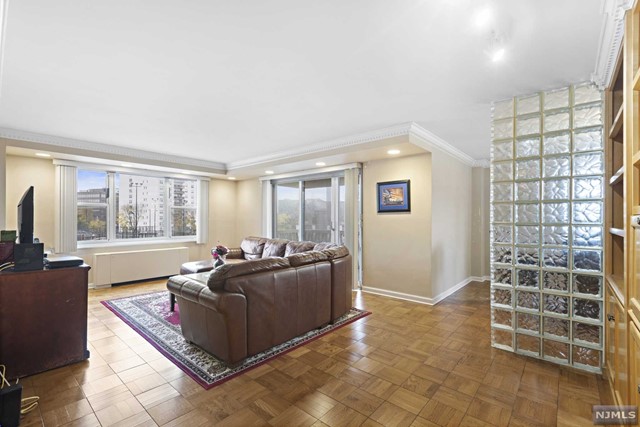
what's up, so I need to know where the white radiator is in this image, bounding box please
[93,247,189,287]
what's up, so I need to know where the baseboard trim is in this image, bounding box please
[88,282,111,290]
[362,275,485,306]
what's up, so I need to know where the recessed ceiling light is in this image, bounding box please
[474,7,491,29]
[35,153,51,157]
[121,163,132,167]
[492,48,505,62]
[265,170,274,175]
[316,162,326,167]
[387,149,401,155]
[227,176,236,180]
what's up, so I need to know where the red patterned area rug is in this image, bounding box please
[101,291,370,389]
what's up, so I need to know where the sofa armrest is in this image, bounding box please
[226,247,244,259]
[167,274,244,312]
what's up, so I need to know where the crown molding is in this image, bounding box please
[408,123,476,166]
[226,122,414,171]
[592,0,635,88]
[0,127,226,172]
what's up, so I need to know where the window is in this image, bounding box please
[77,169,199,244]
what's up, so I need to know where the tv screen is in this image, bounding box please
[18,186,34,244]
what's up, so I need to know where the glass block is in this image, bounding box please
[573,177,602,200]
[492,286,512,304]
[574,127,603,152]
[543,132,571,155]
[492,328,513,349]
[516,226,539,245]
[492,225,512,244]
[544,294,569,315]
[573,83,601,106]
[517,181,540,201]
[543,156,571,178]
[543,226,569,246]
[543,179,570,200]
[492,204,513,223]
[573,152,603,176]
[492,183,513,202]
[544,339,569,362]
[493,99,514,120]
[573,201,603,224]
[544,110,570,133]
[492,245,512,264]
[517,312,540,332]
[516,334,540,355]
[543,202,570,224]
[573,226,603,248]
[543,248,568,269]
[517,268,540,288]
[517,115,541,136]
[493,119,514,140]
[516,159,541,180]
[573,322,601,345]
[544,317,569,338]
[573,298,601,320]
[573,274,603,296]
[517,94,540,115]
[572,346,601,369]
[544,88,569,110]
[492,308,513,327]
[573,104,602,128]
[573,249,602,272]
[516,247,539,266]
[492,140,513,161]
[543,271,569,292]
[516,204,539,224]
[492,268,513,286]
[516,137,541,158]
[492,161,513,182]
[517,290,540,310]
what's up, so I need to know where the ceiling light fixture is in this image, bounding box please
[387,149,401,155]
[265,170,274,175]
[227,177,236,180]
[121,163,132,167]
[474,7,492,29]
[316,162,326,166]
[35,153,51,157]
[492,48,505,62]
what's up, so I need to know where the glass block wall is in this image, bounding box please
[490,83,604,372]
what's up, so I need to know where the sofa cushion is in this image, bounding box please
[313,242,337,251]
[287,251,328,267]
[207,257,290,290]
[284,241,315,257]
[240,237,267,260]
[322,245,349,260]
[180,259,214,275]
[262,239,289,258]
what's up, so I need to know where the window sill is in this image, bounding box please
[77,237,198,250]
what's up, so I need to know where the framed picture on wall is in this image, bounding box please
[377,180,410,213]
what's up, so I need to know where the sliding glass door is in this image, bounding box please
[274,175,344,244]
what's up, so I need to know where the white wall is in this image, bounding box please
[236,178,263,240]
[430,150,473,299]
[361,154,432,299]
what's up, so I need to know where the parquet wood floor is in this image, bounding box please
[15,280,611,426]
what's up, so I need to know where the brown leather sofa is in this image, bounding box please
[167,240,352,364]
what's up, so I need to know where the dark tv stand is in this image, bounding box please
[0,265,91,379]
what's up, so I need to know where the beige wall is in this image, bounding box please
[236,178,263,239]
[471,167,490,278]
[361,154,432,298]
[430,150,473,298]
[208,179,238,250]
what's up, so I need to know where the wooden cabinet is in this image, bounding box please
[629,319,640,407]
[0,265,90,379]
[606,284,629,404]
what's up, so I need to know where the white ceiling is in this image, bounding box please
[0,0,604,170]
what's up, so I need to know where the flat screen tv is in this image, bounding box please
[17,186,34,244]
